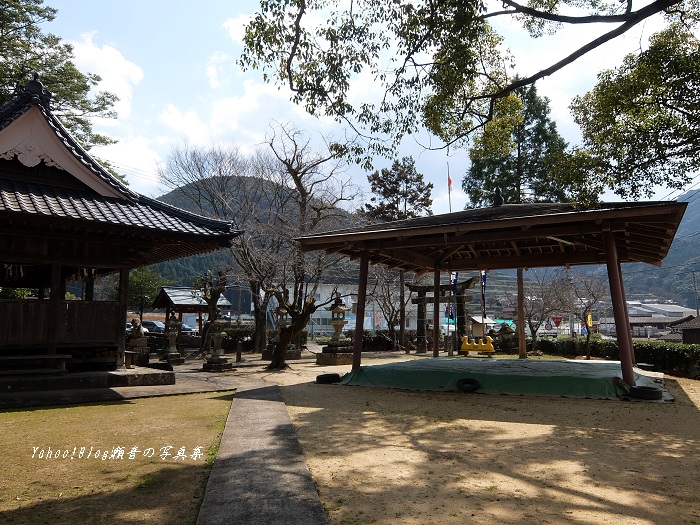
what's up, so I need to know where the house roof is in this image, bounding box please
[0,74,138,201]
[0,176,237,237]
[297,201,687,274]
[673,316,700,330]
[0,76,241,270]
[152,286,231,312]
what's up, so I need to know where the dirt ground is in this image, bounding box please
[237,356,700,525]
[2,352,698,525]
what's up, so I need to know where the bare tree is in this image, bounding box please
[158,126,359,367]
[555,269,610,358]
[158,141,279,353]
[367,265,414,346]
[502,269,563,353]
[263,123,360,369]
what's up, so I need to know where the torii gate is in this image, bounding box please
[408,278,477,352]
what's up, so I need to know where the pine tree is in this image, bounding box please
[361,156,433,221]
[0,1,118,148]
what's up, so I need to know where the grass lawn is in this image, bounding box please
[0,391,234,525]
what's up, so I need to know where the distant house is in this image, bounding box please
[0,76,241,372]
[599,302,696,337]
[670,316,700,344]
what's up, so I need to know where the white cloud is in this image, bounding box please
[159,105,212,144]
[222,15,251,44]
[206,51,234,89]
[91,136,164,197]
[68,32,143,120]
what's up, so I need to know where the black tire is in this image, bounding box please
[316,373,341,384]
[456,377,481,393]
[629,385,663,400]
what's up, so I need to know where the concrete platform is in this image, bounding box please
[0,367,175,393]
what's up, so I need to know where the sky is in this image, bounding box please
[44,0,676,214]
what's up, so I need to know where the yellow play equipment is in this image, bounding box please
[460,335,495,354]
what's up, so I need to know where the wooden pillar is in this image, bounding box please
[47,261,62,353]
[416,290,427,352]
[352,251,369,370]
[399,271,406,349]
[433,269,440,357]
[85,272,95,301]
[618,259,637,364]
[517,268,527,358]
[117,268,129,367]
[604,230,636,386]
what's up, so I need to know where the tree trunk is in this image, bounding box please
[529,326,538,353]
[250,289,269,353]
[268,316,307,369]
[253,309,267,353]
[267,300,317,370]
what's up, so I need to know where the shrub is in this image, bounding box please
[222,327,255,352]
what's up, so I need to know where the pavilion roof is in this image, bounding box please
[297,201,687,274]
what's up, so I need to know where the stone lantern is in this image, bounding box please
[203,329,233,372]
[165,314,185,365]
[317,293,353,365]
[328,293,349,343]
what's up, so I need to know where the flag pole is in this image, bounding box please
[447,162,453,213]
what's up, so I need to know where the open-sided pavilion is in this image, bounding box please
[297,200,687,386]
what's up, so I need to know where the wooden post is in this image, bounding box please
[399,271,406,350]
[117,268,129,367]
[517,268,527,359]
[47,260,62,354]
[352,251,369,370]
[617,259,637,364]
[433,269,440,357]
[604,230,636,386]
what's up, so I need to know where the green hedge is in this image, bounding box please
[633,342,700,378]
[531,338,700,378]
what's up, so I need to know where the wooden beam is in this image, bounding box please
[117,268,129,367]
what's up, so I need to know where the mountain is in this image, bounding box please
[151,182,700,308]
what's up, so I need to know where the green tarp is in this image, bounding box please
[340,358,665,400]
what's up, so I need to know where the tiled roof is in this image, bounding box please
[0,76,239,243]
[673,316,700,330]
[0,177,237,236]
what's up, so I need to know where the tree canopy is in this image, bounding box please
[240,0,697,164]
[464,84,568,206]
[119,267,174,318]
[567,24,700,201]
[0,0,118,148]
[361,156,433,221]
